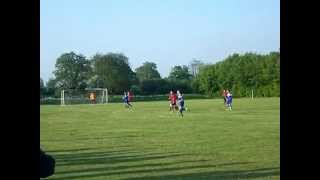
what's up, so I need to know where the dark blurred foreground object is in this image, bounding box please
[40,148,55,178]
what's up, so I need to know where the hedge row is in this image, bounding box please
[40,94,209,105]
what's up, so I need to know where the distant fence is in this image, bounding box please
[40,94,211,105]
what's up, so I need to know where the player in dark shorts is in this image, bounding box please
[177,91,186,117]
[123,92,132,108]
[222,89,227,105]
[226,91,233,111]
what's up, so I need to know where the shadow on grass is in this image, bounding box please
[46,148,93,153]
[47,146,278,180]
[124,167,280,180]
[46,144,132,154]
[48,147,267,180]
[52,149,136,159]
[51,164,276,180]
[55,159,215,175]
[54,150,189,167]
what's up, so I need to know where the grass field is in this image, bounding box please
[40,98,280,180]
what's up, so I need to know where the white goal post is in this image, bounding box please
[61,90,65,106]
[60,88,108,106]
[251,89,254,99]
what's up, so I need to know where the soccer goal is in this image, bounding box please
[60,88,108,105]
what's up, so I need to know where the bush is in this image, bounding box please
[130,85,141,94]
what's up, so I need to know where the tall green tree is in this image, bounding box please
[197,65,220,96]
[162,65,195,94]
[195,52,280,97]
[135,62,161,81]
[91,53,136,94]
[168,65,192,80]
[40,77,45,98]
[54,52,92,90]
[45,78,59,97]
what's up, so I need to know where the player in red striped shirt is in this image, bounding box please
[168,90,177,112]
[127,91,133,102]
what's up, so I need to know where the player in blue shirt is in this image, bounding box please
[123,92,132,108]
[226,91,233,111]
[177,90,186,117]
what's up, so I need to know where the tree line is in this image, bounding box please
[40,51,279,98]
[195,52,280,97]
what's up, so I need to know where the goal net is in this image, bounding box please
[60,88,108,105]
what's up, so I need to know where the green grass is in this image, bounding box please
[40,98,280,180]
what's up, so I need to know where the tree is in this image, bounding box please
[168,65,192,81]
[53,52,92,90]
[91,53,136,94]
[140,79,171,95]
[45,78,59,97]
[190,77,201,93]
[40,77,45,98]
[197,65,220,96]
[130,85,142,95]
[194,52,280,97]
[135,62,161,81]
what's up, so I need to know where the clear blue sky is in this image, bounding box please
[41,0,279,82]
